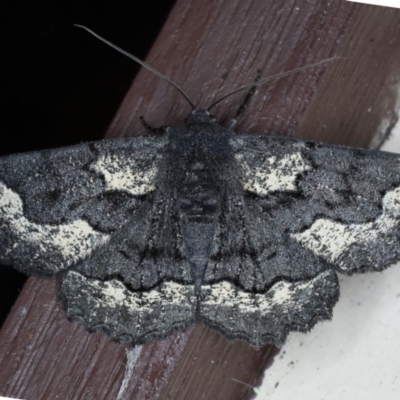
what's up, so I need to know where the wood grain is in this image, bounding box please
[1,1,400,399]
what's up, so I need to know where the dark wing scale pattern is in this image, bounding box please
[74,182,192,289]
[231,135,400,274]
[206,182,331,290]
[197,135,400,347]
[203,176,338,346]
[199,269,339,347]
[59,270,195,344]
[60,188,196,344]
[0,136,165,275]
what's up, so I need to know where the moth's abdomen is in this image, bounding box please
[177,159,224,291]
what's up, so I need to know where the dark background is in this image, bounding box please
[1,0,176,326]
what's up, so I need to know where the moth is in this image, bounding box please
[0,26,399,348]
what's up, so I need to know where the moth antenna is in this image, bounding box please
[74,24,196,111]
[208,56,344,112]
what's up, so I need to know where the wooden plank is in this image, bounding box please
[1,1,400,399]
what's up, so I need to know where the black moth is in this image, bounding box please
[0,26,399,347]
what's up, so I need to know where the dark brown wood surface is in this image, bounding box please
[1,1,400,399]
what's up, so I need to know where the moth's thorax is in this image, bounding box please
[166,116,233,217]
[167,109,233,160]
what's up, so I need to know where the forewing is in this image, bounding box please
[0,136,165,275]
[231,135,400,274]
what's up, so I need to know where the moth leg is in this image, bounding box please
[227,70,262,130]
[140,116,170,134]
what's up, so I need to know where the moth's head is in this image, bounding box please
[184,109,217,124]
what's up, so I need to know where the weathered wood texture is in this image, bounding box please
[1,1,400,399]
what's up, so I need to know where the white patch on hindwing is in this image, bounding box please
[91,152,157,195]
[64,270,332,320]
[0,181,109,270]
[66,271,195,312]
[235,151,311,195]
[200,271,331,314]
[292,187,400,271]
